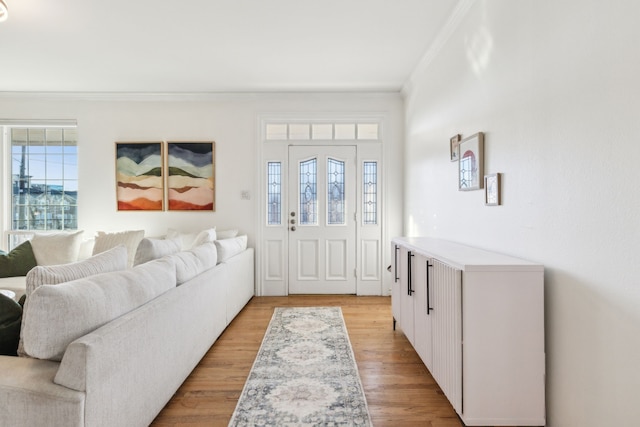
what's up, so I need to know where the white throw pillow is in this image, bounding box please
[214,235,247,263]
[93,230,145,267]
[166,227,217,250]
[17,245,130,357]
[133,237,181,266]
[217,229,239,239]
[192,228,217,247]
[22,257,176,361]
[77,239,96,260]
[30,231,84,266]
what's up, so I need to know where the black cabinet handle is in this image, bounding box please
[394,245,400,282]
[408,251,415,296]
[426,259,434,315]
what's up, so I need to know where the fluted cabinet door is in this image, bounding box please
[412,253,433,370]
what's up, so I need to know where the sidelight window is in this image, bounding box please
[267,162,281,225]
[363,161,377,225]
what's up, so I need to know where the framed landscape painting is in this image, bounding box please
[166,142,215,211]
[115,142,164,210]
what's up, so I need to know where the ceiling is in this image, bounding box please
[0,0,458,93]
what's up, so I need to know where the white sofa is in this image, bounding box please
[0,244,254,427]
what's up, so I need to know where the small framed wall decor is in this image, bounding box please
[484,173,501,206]
[450,134,461,162]
[458,132,484,191]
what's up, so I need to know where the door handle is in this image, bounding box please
[394,245,400,282]
[290,226,296,231]
[408,251,415,296]
[426,260,434,315]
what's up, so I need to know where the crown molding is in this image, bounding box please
[0,118,77,127]
[0,87,402,102]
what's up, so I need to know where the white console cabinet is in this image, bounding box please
[392,237,545,426]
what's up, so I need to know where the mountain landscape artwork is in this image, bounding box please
[116,142,164,210]
[167,142,215,211]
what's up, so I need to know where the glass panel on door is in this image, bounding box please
[327,158,345,225]
[299,158,317,225]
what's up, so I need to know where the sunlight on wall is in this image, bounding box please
[465,26,493,75]
[407,213,418,236]
[407,114,445,137]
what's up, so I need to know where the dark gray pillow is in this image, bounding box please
[0,240,37,278]
[0,294,22,356]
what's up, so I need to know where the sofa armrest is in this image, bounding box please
[223,247,254,323]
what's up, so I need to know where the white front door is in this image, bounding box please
[287,145,357,294]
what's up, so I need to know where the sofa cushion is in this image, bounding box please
[217,229,239,239]
[0,294,22,356]
[0,241,37,278]
[93,230,144,267]
[30,231,84,266]
[17,245,130,358]
[25,245,129,296]
[22,257,176,361]
[133,237,181,266]
[214,235,248,263]
[171,243,218,285]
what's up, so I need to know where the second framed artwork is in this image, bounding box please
[167,142,215,211]
[115,141,215,211]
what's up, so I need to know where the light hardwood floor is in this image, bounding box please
[151,296,462,427]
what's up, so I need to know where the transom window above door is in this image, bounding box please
[265,122,379,141]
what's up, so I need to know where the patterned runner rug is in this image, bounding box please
[228,307,372,426]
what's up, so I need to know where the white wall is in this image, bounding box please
[0,92,404,268]
[403,0,640,425]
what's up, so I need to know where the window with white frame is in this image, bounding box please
[267,161,282,225]
[265,122,379,141]
[8,127,78,235]
[363,161,378,225]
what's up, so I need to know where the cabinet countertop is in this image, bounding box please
[392,237,543,272]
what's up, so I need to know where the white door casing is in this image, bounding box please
[258,119,384,297]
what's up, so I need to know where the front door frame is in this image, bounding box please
[256,117,384,296]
